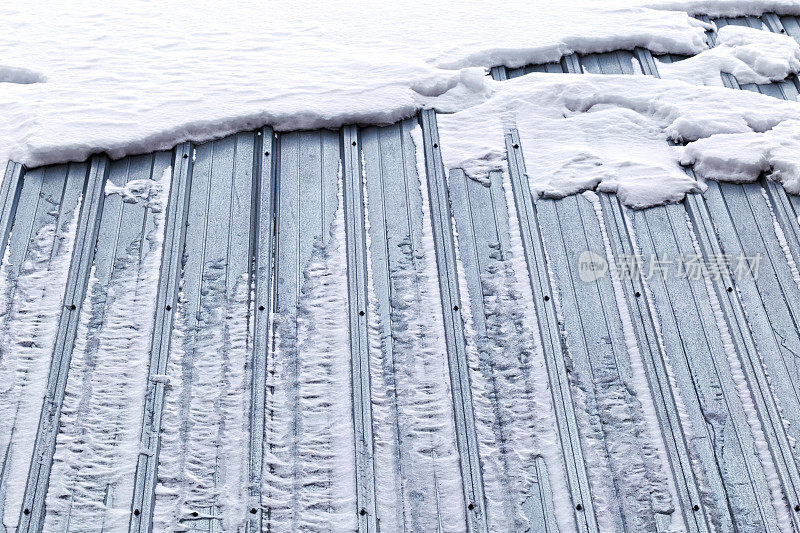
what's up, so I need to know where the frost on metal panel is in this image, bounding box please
[3,15,800,533]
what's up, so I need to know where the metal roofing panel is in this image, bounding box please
[2,13,800,533]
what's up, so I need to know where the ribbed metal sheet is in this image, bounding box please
[1,13,800,533]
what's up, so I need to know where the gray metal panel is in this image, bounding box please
[419,109,488,533]
[490,66,508,81]
[504,130,598,532]
[0,163,23,261]
[19,155,107,532]
[262,127,360,531]
[446,165,558,532]
[153,133,256,532]
[341,125,378,531]
[360,119,471,530]
[693,182,800,524]
[0,161,88,531]
[628,203,780,532]
[580,51,638,75]
[635,48,660,76]
[716,16,765,29]
[781,15,800,39]
[130,143,193,533]
[35,152,172,532]
[597,193,710,533]
[247,127,275,532]
[543,191,683,531]
[561,54,582,74]
[654,54,691,64]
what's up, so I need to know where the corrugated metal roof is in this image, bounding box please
[1,12,800,533]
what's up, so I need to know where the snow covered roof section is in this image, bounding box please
[4,5,800,533]
[0,0,722,169]
[3,13,800,532]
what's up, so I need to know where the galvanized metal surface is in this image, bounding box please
[491,14,800,531]
[1,13,800,533]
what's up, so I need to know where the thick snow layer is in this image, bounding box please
[4,1,800,207]
[0,0,719,169]
[659,25,800,85]
[683,120,800,192]
[647,0,800,16]
[435,73,800,207]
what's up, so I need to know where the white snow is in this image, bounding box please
[659,25,800,85]
[1,1,799,208]
[435,72,800,207]
[0,0,723,171]
[683,120,800,193]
